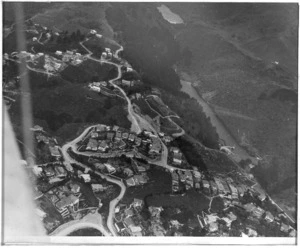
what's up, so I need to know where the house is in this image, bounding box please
[280,223,290,233]
[149,137,161,155]
[137,165,146,173]
[44,166,56,178]
[56,195,79,211]
[134,175,148,185]
[115,222,126,233]
[208,222,219,233]
[96,124,107,132]
[90,131,98,138]
[122,132,129,140]
[210,181,218,195]
[126,177,135,187]
[49,146,61,158]
[123,216,135,228]
[243,203,256,212]
[197,215,207,229]
[289,228,296,237]
[222,217,232,227]
[128,133,136,142]
[228,183,239,199]
[70,183,81,195]
[172,152,182,165]
[98,140,109,152]
[54,165,67,178]
[36,208,47,220]
[124,168,134,177]
[133,198,144,209]
[32,37,37,41]
[86,139,98,151]
[107,132,115,140]
[247,227,258,237]
[129,225,142,233]
[90,29,97,34]
[80,174,91,183]
[163,135,172,144]
[101,52,107,59]
[105,48,111,53]
[221,181,231,195]
[170,147,180,154]
[252,206,265,219]
[214,178,225,194]
[135,137,142,146]
[236,184,248,197]
[125,208,134,217]
[227,212,237,221]
[112,125,119,131]
[202,180,211,194]
[91,184,104,192]
[264,211,274,223]
[115,131,122,141]
[104,163,116,174]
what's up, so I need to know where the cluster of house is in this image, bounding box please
[82,125,162,159]
[197,211,237,235]
[55,50,84,65]
[35,132,62,160]
[125,174,149,187]
[88,81,108,93]
[41,179,101,223]
[114,198,144,236]
[89,29,103,39]
[44,54,63,72]
[101,47,113,60]
[169,147,184,166]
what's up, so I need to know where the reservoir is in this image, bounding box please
[180,80,258,165]
[157,5,184,24]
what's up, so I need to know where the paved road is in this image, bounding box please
[60,125,126,236]
[50,212,111,236]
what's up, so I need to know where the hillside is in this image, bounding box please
[164,3,297,217]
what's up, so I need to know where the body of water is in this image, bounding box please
[157,5,184,24]
[180,80,258,165]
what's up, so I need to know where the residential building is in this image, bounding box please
[49,146,61,158]
[228,183,239,199]
[149,137,161,155]
[210,181,218,195]
[280,223,290,233]
[135,137,142,146]
[227,212,237,221]
[44,166,56,178]
[128,133,136,142]
[107,132,115,140]
[56,195,79,212]
[126,177,135,187]
[214,178,225,194]
[264,211,274,223]
[202,180,211,194]
[125,208,134,217]
[90,131,98,138]
[112,125,119,131]
[90,29,97,35]
[243,203,256,212]
[222,181,231,195]
[123,216,135,228]
[36,208,47,220]
[96,124,107,132]
[104,163,116,174]
[115,131,122,141]
[133,198,144,209]
[80,174,91,183]
[115,222,126,233]
[252,206,265,219]
[236,184,248,197]
[122,132,129,140]
[86,139,98,151]
[98,140,109,152]
[91,184,104,192]
[54,165,67,178]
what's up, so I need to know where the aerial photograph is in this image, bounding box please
[2,1,298,244]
